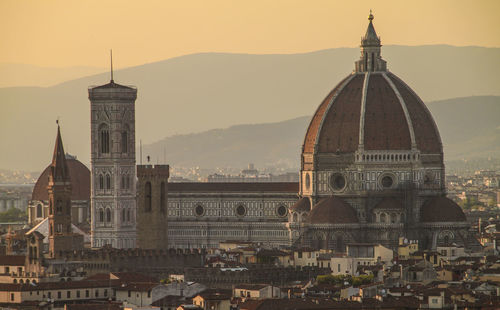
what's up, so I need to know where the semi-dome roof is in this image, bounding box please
[290,197,311,213]
[420,197,466,222]
[32,157,90,201]
[302,14,442,156]
[308,196,358,224]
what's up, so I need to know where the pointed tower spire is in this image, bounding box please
[50,121,70,183]
[354,11,387,73]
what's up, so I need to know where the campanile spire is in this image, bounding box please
[355,12,387,72]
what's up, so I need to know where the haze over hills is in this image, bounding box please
[1,45,499,171]
[0,63,106,88]
[141,96,500,171]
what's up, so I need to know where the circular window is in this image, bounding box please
[330,173,346,191]
[236,205,246,217]
[381,175,393,188]
[195,205,204,216]
[305,174,311,190]
[277,205,287,217]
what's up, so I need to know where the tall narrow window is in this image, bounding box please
[160,182,166,212]
[121,130,128,153]
[127,209,131,222]
[106,174,111,190]
[36,204,42,217]
[99,209,104,222]
[122,209,125,221]
[145,182,152,212]
[371,52,374,71]
[99,174,104,190]
[106,209,111,222]
[98,124,110,154]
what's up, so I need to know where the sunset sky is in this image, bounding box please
[1,0,499,69]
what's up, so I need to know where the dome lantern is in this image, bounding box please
[355,11,387,72]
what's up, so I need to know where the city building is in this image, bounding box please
[88,76,138,249]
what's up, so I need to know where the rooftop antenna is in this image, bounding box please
[110,49,114,82]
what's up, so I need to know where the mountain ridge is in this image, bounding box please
[1,45,499,171]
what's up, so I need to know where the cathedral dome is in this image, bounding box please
[420,197,467,223]
[32,156,90,201]
[302,16,442,156]
[307,196,358,224]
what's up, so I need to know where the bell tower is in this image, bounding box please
[47,124,83,257]
[88,57,138,249]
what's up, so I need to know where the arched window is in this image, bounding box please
[127,209,131,222]
[443,235,450,245]
[391,213,397,223]
[121,129,128,153]
[36,204,42,217]
[160,182,166,212]
[380,213,387,223]
[56,200,63,214]
[122,209,125,221]
[106,174,111,190]
[145,182,152,212]
[336,236,345,253]
[106,209,111,222]
[99,209,104,222]
[98,124,110,154]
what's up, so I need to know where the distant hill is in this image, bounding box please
[1,46,499,171]
[142,96,499,169]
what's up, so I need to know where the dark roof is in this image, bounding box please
[115,282,159,291]
[65,302,122,310]
[420,197,467,222]
[373,198,402,210]
[196,288,232,300]
[290,197,311,213]
[308,196,358,224]
[0,255,25,266]
[32,158,90,201]
[90,80,135,90]
[49,125,70,183]
[302,72,442,155]
[168,182,298,193]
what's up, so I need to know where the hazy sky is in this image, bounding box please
[1,0,499,68]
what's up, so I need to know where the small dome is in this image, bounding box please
[32,158,90,201]
[308,196,358,224]
[373,198,402,210]
[420,197,466,222]
[290,197,311,213]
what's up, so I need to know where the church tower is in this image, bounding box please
[88,67,138,249]
[47,124,83,257]
[137,164,169,249]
